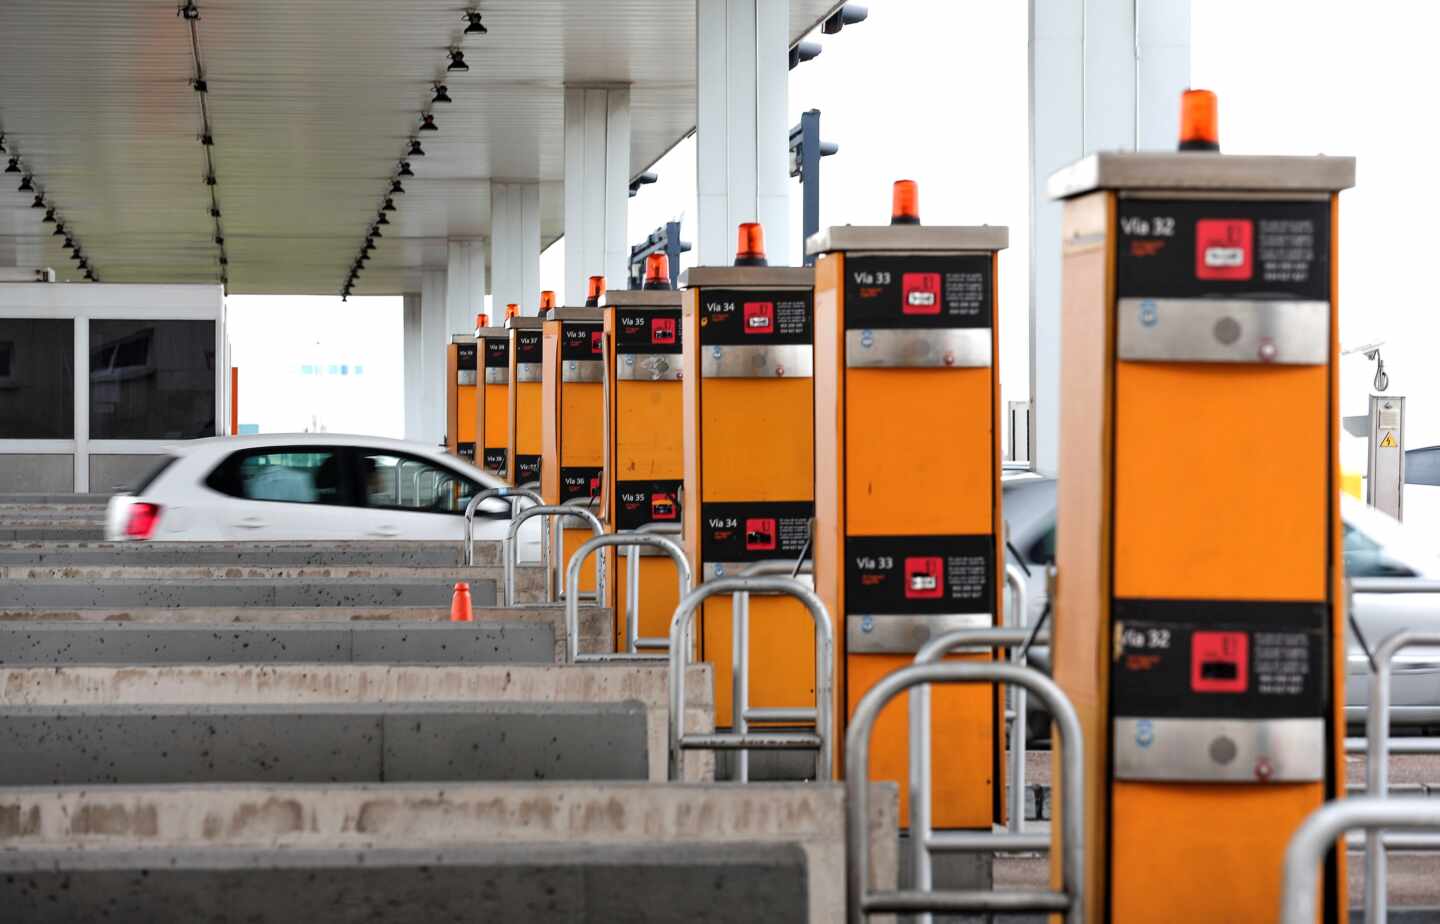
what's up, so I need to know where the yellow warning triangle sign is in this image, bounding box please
[1379,431,1397,448]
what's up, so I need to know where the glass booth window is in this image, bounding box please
[89,319,216,439]
[0,318,75,439]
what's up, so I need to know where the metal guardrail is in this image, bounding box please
[504,504,604,606]
[554,496,603,601]
[1281,797,1440,924]
[566,531,691,662]
[463,486,543,567]
[623,522,684,654]
[732,559,814,783]
[908,625,1052,924]
[668,575,834,782]
[1361,627,1440,924]
[846,661,1083,924]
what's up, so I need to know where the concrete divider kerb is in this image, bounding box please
[0,780,899,924]
[0,662,716,783]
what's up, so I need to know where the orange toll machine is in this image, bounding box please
[809,181,1008,832]
[473,313,510,478]
[681,224,817,743]
[602,255,684,651]
[445,334,479,463]
[506,305,545,488]
[1047,90,1354,922]
[542,284,606,596]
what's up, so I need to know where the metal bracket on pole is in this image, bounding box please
[627,220,689,289]
[788,109,837,267]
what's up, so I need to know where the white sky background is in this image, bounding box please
[236,0,1439,475]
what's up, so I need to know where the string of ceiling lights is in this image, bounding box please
[342,7,488,300]
[178,1,227,288]
[0,133,99,281]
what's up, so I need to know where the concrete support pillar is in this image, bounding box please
[563,86,631,305]
[446,239,487,333]
[402,292,423,441]
[695,0,791,267]
[419,270,448,447]
[490,182,541,315]
[1028,0,1190,474]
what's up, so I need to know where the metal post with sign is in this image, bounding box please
[1367,394,1404,520]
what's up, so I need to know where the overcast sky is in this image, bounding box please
[234,0,1434,480]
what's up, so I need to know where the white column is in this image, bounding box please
[490,182,541,315]
[563,86,631,305]
[695,0,791,267]
[402,292,423,441]
[419,270,448,447]
[446,239,486,333]
[1028,0,1189,474]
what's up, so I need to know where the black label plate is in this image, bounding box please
[514,330,542,364]
[1115,198,1331,300]
[615,479,683,531]
[698,289,813,346]
[484,339,509,369]
[456,442,475,461]
[844,534,994,615]
[1110,598,1328,719]
[483,447,507,475]
[562,322,604,361]
[513,454,540,485]
[616,309,682,354]
[700,500,812,563]
[456,344,478,371]
[560,466,604,503]
[843,254,992,330]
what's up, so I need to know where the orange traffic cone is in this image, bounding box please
[450,582,473,622]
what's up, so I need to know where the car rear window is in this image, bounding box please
[132,455,178,495]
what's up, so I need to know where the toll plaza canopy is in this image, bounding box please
[0,0,842,294]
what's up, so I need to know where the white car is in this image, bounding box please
[105,434,536,547]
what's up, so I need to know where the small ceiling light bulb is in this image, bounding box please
[447,49,469,72]
[408,139,426,157]
[42,208,56,224]
[4,157,19,174]
[31,194,45,209]
[389,179,405,195]
[398,161,414,177]
[17,175,33,192]
[419,114,438,132]
[432,84,452,104]
[382,198,397,212]
[464,11,487,35]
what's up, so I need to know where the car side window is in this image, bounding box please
[205,448,346,506]
[359,452,489,515]
[1344,523,1416,578]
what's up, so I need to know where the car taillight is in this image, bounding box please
[125,502,161,540]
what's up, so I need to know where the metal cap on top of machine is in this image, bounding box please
[604,253,682,308]
[679,221,813,289]
[806,180,1008,255]
[1048,88,1354,199]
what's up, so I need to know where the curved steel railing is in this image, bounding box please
[846,660,1083,924]
[505,504,604,606]
[463,486,543,568]
[668,575,833,782]
[565,531,691,662]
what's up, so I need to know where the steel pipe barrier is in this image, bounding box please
[554,496,603,601]
[566,531,692,662]
[668,576,834,782]
[730,559,814,783]
[1281,796,1440,924]
[623,522,684,654]
[908,625,1052,924]
[505,505,605,607]
[1362,627,1440,924]
[846,661,1083,924]
[464,487,544,567]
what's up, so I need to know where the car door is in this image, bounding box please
[351,449,509,541]
[1345,519,1440,728]
[202,445,360,540]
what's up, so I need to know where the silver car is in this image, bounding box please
[1002,475,1440,730]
